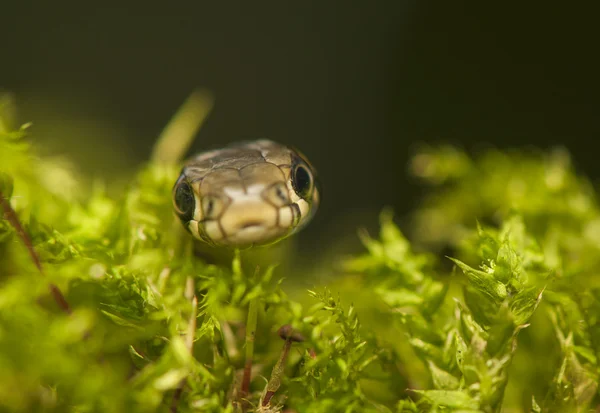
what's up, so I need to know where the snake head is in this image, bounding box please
[172,140,320,248]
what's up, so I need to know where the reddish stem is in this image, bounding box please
[240,358,252,405]
[1,190,72,315]
[262,339,292,406]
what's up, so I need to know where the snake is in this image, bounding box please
[172,140,320,248]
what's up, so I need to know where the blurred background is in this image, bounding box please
[2,2,598,259]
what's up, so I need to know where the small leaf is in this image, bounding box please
[153,369,188,390]
[0,172,14,198]
[413,389,480,410]
[376,287,423,308]
[427,361,460,390]
[449,257,507,302]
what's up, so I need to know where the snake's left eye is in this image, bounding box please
[292,164,313,199]
[173,179,195,222]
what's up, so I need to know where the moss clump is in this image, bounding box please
[1,110,599,412]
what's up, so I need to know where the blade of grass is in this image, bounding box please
[151,88,214,165]
[170,276,198,412]
[240,292,258,411]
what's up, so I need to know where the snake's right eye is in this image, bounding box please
[173,180,195,222]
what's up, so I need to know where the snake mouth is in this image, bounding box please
[225,225,280,248]
[233,222,271,239]
[240,221,264,229]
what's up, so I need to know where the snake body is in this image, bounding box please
[172,140,320,248]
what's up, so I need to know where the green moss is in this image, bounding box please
[1,106,599,413]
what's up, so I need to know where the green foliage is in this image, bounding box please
[2,110,600,413]
[286,287,399,413]
[406,145,600,411]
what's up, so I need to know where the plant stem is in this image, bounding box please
[262,338,291,406]
[262,324,305,407]
[171,276,198,412]
[240,294,258,409]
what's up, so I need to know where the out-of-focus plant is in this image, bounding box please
[404,145,600,411]
[345,210,550,412]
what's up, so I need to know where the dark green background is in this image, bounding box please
[2,3,598,254]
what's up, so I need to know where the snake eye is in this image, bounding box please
[292,164,313,199]
[173,179,195,222]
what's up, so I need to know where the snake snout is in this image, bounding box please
[215,197,282,246]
